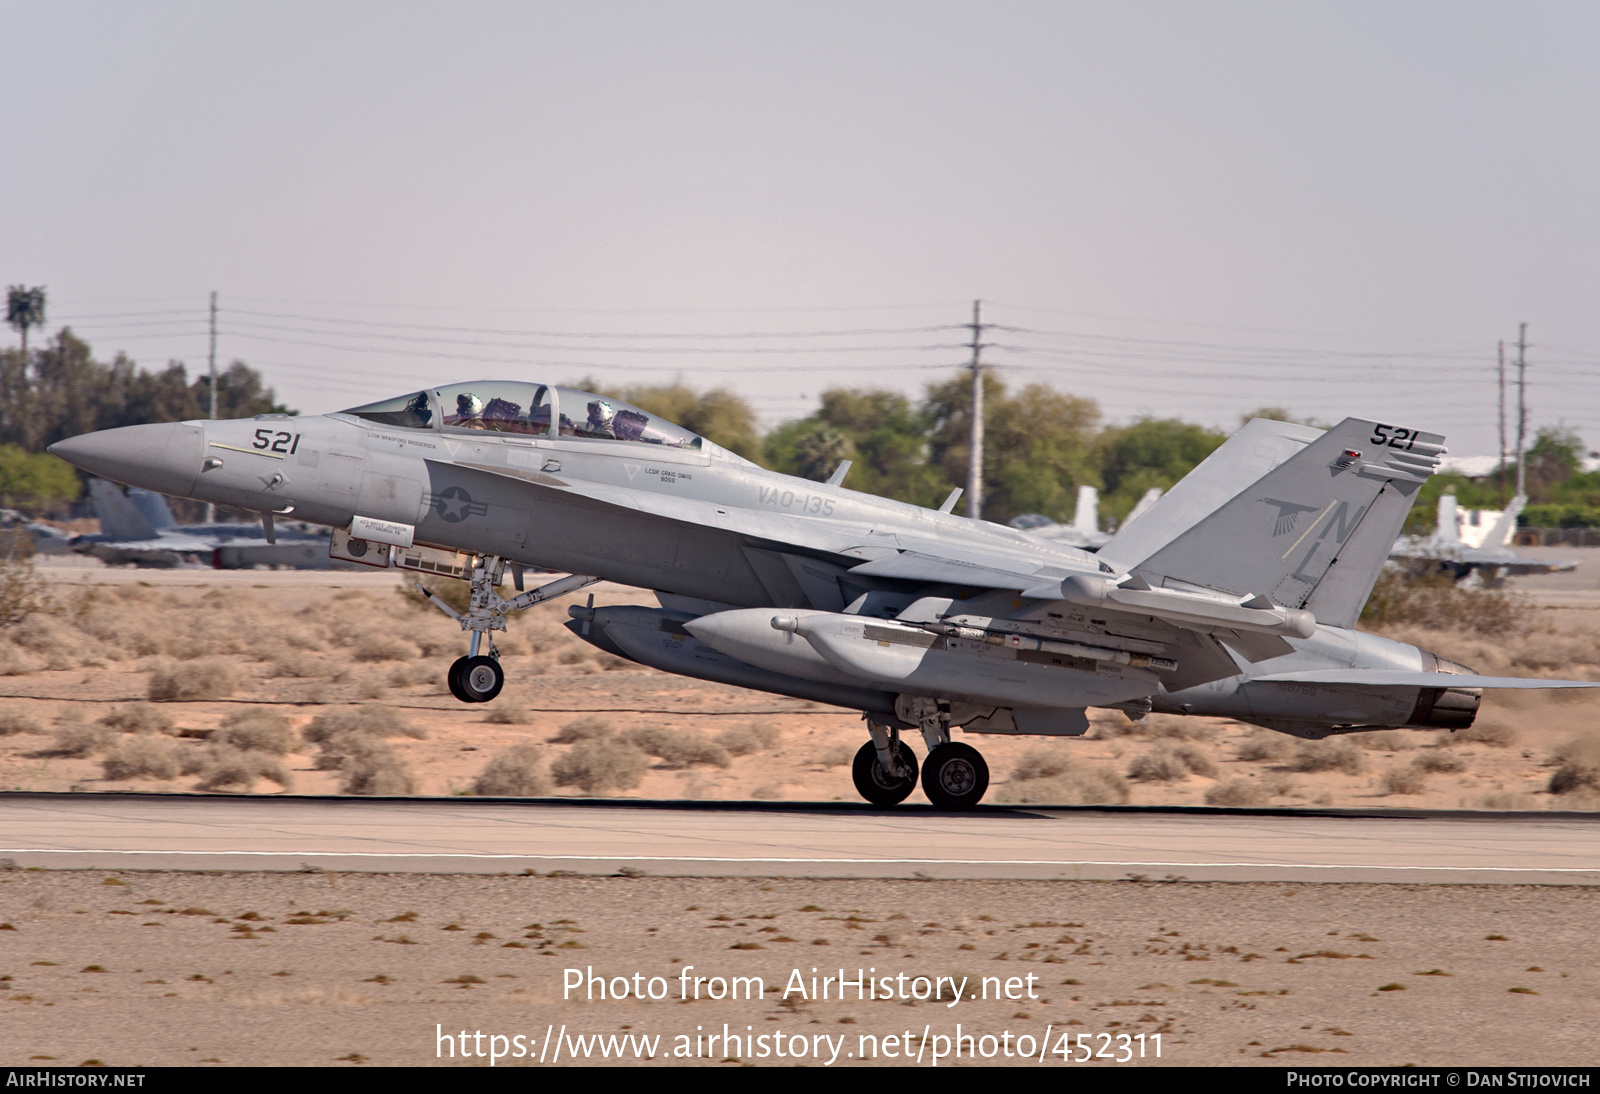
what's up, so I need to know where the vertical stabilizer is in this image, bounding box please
[1435,494,1460,544]
[127,488,178,531]
[87,478,158,541]
[1072,486,1098,535]
[1485,495,1525,549]
[1131,418,1445,628]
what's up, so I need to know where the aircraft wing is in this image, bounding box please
[1252,669,1600,689]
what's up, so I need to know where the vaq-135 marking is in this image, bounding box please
[49,381,1600,808]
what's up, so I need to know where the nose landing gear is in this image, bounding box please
[415,555,600,703]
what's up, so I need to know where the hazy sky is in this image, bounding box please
[6,2,1598,456]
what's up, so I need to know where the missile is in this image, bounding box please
[1022,573,1318,639]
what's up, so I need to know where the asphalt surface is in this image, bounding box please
[3,792,1597,884]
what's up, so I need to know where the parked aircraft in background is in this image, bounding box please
[48,389,1600,808]
[70,478,337,569]
[1009,485,1163,551]
[1389,493,1577,585]
[0,509,75,555]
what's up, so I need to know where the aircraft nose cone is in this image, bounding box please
[48,423,204,498]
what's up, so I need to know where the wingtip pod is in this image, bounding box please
[1030,573,1318,639]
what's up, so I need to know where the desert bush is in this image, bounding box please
[1205,779,1270,807]
[1381,765,1427,795]
[51,721,106,756]
[270,652,328,679]
[1456,722,1517,748]
[551,737,649,793]
[1093,713,1217,741]
[1547,740,1600,795]
[195,746,294,792]
[303,706,424,773]
[1361,568,1529,634]
[1413,749,1464,774]
[353,633,417,662]
[214,709,296,755]
[548,715,613,744]
[1287,740,1365,775]
[0,707,43,735]
[340,740,416,795]
[1128,743,1216,781]
[813,743,857,769]
[715,722,781,756]
[1009,748,1071,782]
[0,640,41,675]
[1345,730,1416,752]
[998,765,1130,806]
[98,703,176,736]
[147,659,237,702]
[101,737,182,781]
[0,533,52,629]
[621,726,730,769]
[1480,792,1540,810]
[1235,731,1295,763]
[302,706,424,744]
[483,705,532,725]
[472,745,553,796]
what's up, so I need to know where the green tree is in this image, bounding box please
[0,446,80,510]
[765,388,948,504]
[1094,418,1227,526]
[6,286,45,360]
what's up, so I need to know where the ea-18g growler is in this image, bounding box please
[49,381,1598,808]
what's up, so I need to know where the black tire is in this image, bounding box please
[921,742,989,810]
[851,739,919,806]
[449,654,504,703]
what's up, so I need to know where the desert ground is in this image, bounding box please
[0,556,1597,811]
[1,556,1597,1068]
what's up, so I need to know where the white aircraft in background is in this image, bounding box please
[1009,486,1163,551]
[1389,493,1577,585]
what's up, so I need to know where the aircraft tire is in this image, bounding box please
[851,740,919,806]
[449,655,504,703]
[921,743,989,810]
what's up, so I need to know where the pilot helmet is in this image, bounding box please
[456,393,485,419]
[587,399,616,426]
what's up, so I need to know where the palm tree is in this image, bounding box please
[6,286,46,360]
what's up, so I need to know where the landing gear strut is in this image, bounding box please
[849,697,992,810]
[415,556,600,704]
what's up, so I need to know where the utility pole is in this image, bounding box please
[966,300,985,520]
[206,291,218,523]
[1497,340,1507,506]
[1514,322,1528,500]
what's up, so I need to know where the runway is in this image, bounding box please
[3,792,1598,884]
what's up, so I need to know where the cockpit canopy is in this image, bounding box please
[340,382,703,449]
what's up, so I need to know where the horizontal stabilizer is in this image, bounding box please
[1253,669,1600,690]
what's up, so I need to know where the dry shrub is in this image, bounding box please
[195,746,294,792]
[813,743,857,769]
[353,633,418,662]
[1205,779,1270,807]
[0,707,43,735]
[596,652,633,671]
[472,745,553,796]
[1095,713,1217,741]
[1361,568,1530,634]
[8,614,74,659]
[338,740,416,795]
[483,705,532,724]
[303,706,424,745]
[1236,731,1295,763]
[303,706,424,772]
[1128,743,1216,782]
[1382,765,1427,795]
[549,716,613,744]
[1456,722,1517,748]
[0,534,53,627]
[270,652,328,679]
[0,640,41,675]
[51,722,107,757]
[999,763,1130,806]
[714,723,781,756]
[1287,740,1365,775]
[98,703,175,736]
[551,737,649,793]
[102,737,182,781]
[147,659,237,702]
[1413,749,1464,774]
[1345,730,1416,752]
[214,709,296,756]
[621,726,730,769]
[356,676,388,700]
[1480,791,1540,810]
[1547,737,1600,796]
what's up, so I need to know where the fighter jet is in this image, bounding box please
[47,383,1600,808]
[71,477,337,569]
[1389,492,1577,586]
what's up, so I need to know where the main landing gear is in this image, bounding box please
[414,555,600,704]
[852,705,991,810]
